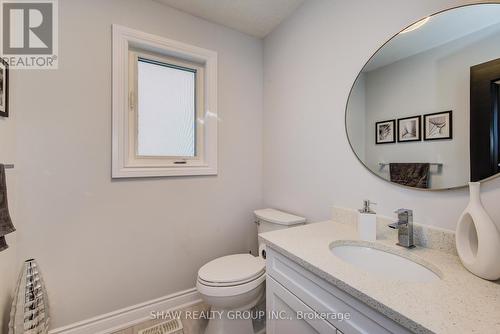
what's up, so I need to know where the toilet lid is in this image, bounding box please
[198,254,265,284]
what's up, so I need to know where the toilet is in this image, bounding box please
[196,208,306,334]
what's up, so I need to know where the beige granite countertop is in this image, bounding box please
[259,220,500,334]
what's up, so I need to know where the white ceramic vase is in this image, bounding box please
[456,182,500,280]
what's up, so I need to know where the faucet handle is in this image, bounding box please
[394,208,412,215]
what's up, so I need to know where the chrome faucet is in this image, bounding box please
[388,209,415,248]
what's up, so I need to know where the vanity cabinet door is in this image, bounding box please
[267,276,338,334]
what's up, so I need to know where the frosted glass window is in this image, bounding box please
[137,58,196,157]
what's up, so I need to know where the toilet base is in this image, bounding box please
[204,308,255,334]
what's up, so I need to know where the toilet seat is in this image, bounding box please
[197,272,266,297]
[197,271,263,287]
[197,253,266,297]
[198,254,265,284]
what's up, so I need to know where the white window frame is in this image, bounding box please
[112,25,218,178]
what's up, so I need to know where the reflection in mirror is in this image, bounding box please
[346,4,500,190]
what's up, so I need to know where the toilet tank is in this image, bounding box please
[254,208,306,258]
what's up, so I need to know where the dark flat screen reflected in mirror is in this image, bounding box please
[346,3,500,190]
[470,59,500,182]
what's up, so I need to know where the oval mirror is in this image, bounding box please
[346,3,500,190]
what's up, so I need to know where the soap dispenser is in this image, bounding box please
[358,200,377,241]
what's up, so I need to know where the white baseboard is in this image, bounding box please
[49,288,201,334]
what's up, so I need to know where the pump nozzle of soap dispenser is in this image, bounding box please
[359,200,376,214]
[358,200,377,241]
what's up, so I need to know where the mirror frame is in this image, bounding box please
[344,2,500,191]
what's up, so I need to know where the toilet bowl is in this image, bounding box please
[196,208,305,334]
[197,254,266,334]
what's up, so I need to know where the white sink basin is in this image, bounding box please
[331,244,440,283]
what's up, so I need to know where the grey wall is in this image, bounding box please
[0,89,18,332]
[263,0,500,231]
[8,0,264,328]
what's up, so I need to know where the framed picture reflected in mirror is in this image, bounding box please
[375,119,395,144]
[424,110,453,141]
[397,116,421,142]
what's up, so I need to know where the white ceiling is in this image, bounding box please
[155,0,305,38]
[364,4,500,72]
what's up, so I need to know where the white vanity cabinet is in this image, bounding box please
[265,248,414,334]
